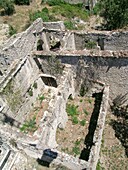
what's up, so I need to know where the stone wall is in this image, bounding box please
[37,29,128,52]
[35,52,128,105]
[88,86,109,170]
[0,18,43,77]
[0,57,45,123]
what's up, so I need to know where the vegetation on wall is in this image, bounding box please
[2,80,22,112]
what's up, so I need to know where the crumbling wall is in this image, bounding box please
[73,31,128,50]
[35,52,128,105]
[35,65,75,149]
[0,57,45,123]
[0,18,43,76]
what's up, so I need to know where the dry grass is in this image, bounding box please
[0,0,44,32]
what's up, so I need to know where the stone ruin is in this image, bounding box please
[0,18,127,169]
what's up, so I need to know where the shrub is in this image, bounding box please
[80,119,86,126]
[66,104,79,116]
[38,94,45,104]
[29,7,50,22]
[0,0,15,15]
[93,2,102,15]
[99,0,128,30]
[9,25,17,36]
[28,88,33,96]
[45,0,65,6]
[64,20,76,30]
[80,85,86,97]
[83,109,89,115]
[33,82,37,89]
[85,40,97,49]
[72,116,79,124]
[72,146,80,156]
[14,0,30,5]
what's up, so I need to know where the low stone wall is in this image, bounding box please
[88,86,109,170]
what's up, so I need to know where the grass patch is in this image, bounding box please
[80,119,86,126]
[38,94,45,103]
[72,146,80,156]
[2,80,22,112]
[72,116,79,124]
[20,115,37,133]
[28,88,33,96]
[33,82,38,89]
[9,25,17,36]
[83,108,89,115]
[29,7,52,22]
[64,20,76,30]
[85,40,97,49]
[66,104,79,116]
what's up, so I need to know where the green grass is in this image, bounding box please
[66,104,79,116]
[33,82,37,89]
[85,40,97,49]
[9,25,17,36]
[72,116,79,124]
[80,119,86,126]
[38,94,45,104]
[28,88,33,96]
[83,109,89,115]
[29,7,53,22]
[20,115,37,133]
[72,146,80,156]
[64,20,76,30]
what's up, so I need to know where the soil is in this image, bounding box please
[99,111,128,170]
[56,96,95,157]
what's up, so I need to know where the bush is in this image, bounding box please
[9,25,17,36]
[66,104,79,116]
[85,40,97,49]
[0,0,15,15]
[14,0,30,5]
[99,0,128,30]
[29,7,50,22]
[80,119,86,126]
[72,116,79,124]
[64,20,76,30]
[44,0,65,6]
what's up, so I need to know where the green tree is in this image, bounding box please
[0,0,15,15]
[100,0,128,30]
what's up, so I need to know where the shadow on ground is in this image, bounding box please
[80,92,103,161]
[110,104,128,157]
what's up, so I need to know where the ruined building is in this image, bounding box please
[0,18,127,169]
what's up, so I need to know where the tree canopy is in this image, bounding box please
[99,0,128,30]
